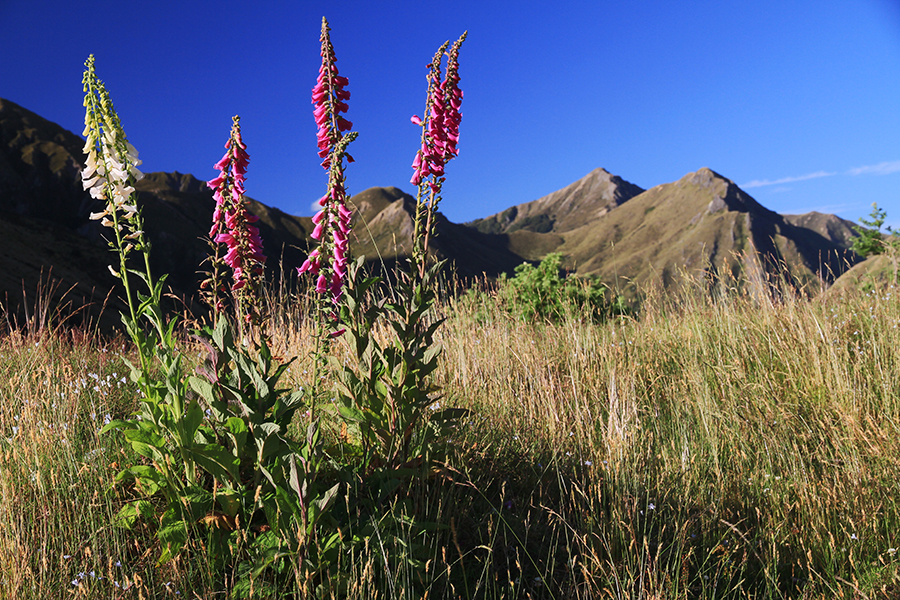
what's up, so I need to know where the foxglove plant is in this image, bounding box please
[410,32,467,274]
[334,31,468,503]
[299,17,357,336]
[84,56,199,563]
[85,63,336,578]
[205,116,266,330]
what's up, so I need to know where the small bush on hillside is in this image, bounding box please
[853,202,898,257]
[496,252,629,322]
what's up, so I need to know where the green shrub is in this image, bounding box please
[496,252,629,322]
[852,203,897,257]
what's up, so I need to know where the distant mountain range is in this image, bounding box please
[0,96,862,328]
[468,166,860,295]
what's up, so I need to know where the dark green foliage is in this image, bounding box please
[105,314,340,593]
[336,258,464,472]
[496,252,629,322]
[326,256,464,594]
[852,203,896,257]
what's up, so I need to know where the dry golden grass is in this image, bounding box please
[1,278,899,598]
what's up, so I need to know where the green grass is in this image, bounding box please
[2,279,900,598]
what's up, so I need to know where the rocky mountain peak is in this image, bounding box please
[467,166,644,235]
[676,167,777,219]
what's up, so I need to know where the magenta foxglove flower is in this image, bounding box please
[409,32,466,272]
[311,17,352,170]
[410,32,467,193]
[207,116,266,297]
[299,17,357,321]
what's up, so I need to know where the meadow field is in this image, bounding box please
[1,274,898,599]
[6,14,898,598]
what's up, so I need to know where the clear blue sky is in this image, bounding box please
[3,0,900,230]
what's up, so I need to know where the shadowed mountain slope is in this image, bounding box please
[1,97,126,327]
[0,97,315,328]
[132,172,313,294]
[0,97,866,326]
[0,97,89,224]
[349,186,530,278]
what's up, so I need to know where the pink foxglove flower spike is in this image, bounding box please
[206,116,266,323]
[410,32,467,274]
[299,17,357,337]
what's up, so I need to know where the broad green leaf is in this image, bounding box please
[337,404,365,423]
[216,488,243,518]
[312,483,340,524]
[224,416,248,452]
[188,376,217,405]
[288,454,303,499]
[123,428,166,462]
[157,506,188,564]
[230,352,270,398]
[99,419,134,435]
[181,487,214,521]
[422,342,442,366]
[186,444,239,483]
[114,501,143,529]
[257,421,281,438]
[183,400,204,442]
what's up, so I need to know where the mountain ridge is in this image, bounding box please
[0,96,864,328]
[467,167,645,235]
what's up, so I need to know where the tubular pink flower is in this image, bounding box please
[315,274,328,294]
[410,32,467,273]
[312,19,352,170]
[207,116,266,297]
[298,17,358,333]
[409,33,466,195]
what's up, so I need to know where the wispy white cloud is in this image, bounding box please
[847,160,900,176]
[741,171,836,189]
[741,160,900,198]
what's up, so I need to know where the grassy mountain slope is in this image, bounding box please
[348,186,531,277]
[827,252,899,296]
[554,168,860,294]
[0,96,866,325]
[467,167,644,234]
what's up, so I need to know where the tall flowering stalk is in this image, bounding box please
[410,32,467,275]
[205,116,266,330]
[82,55,152,324]
[299,17,357,336]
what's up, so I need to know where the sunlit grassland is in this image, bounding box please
[1,280,899,598]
